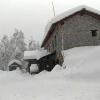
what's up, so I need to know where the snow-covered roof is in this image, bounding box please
[8,59,22,67]
[24,50,50,60]
[42,5,100,46]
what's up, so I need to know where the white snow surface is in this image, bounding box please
[51,64,63,72]
[24,50,50,60]
[43,5,100,43]
[30,64,39,73]
[1,46,100,100]
[8,59,22,66]
[63,46,100,81]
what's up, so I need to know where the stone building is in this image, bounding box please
[41,5,100,65]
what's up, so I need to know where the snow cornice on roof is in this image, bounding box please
[41,5,100,47]
[8,59,22,67]
[24,50,50,60]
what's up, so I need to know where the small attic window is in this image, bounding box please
[80,8,86,16]
[91,30,97,37]
[61,21,64,25]
[80,12,85,16]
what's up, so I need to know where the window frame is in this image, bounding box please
[91,30,97,37]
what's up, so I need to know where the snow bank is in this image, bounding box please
[52,64,63,72]
[63,46,100,82]
[30,64,39,73]
[24,50,50,60]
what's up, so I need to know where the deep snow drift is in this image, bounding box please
[63,46,100,82]
[1,46,100,100]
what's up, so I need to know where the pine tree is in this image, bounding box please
[28,37,37,50]
[0,29,27,71]
[0,35,9,70]
[28,37,41,51]
[9,29,27,69]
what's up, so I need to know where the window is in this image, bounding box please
[80,12,85,16]
[54,35,57,47]
[49,42,51,52]
[49,48,50,52]
[91,30,97,37]
[47,44,50,52]
[52,40,54,49]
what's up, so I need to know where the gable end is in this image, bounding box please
[41,8,100,47]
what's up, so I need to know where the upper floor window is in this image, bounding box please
[91,30,97,37]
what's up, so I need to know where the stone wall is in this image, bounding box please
[63,14,100,49]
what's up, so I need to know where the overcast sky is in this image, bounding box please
[0,0,100,44]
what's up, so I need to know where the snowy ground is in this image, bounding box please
[1,46,100,100]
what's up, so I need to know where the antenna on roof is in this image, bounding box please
[52,1,55,17]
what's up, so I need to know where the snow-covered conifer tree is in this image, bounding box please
[28,37,37,50]
[8,29,27,69]
[0,29,27,70]
[0,35,9,70]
